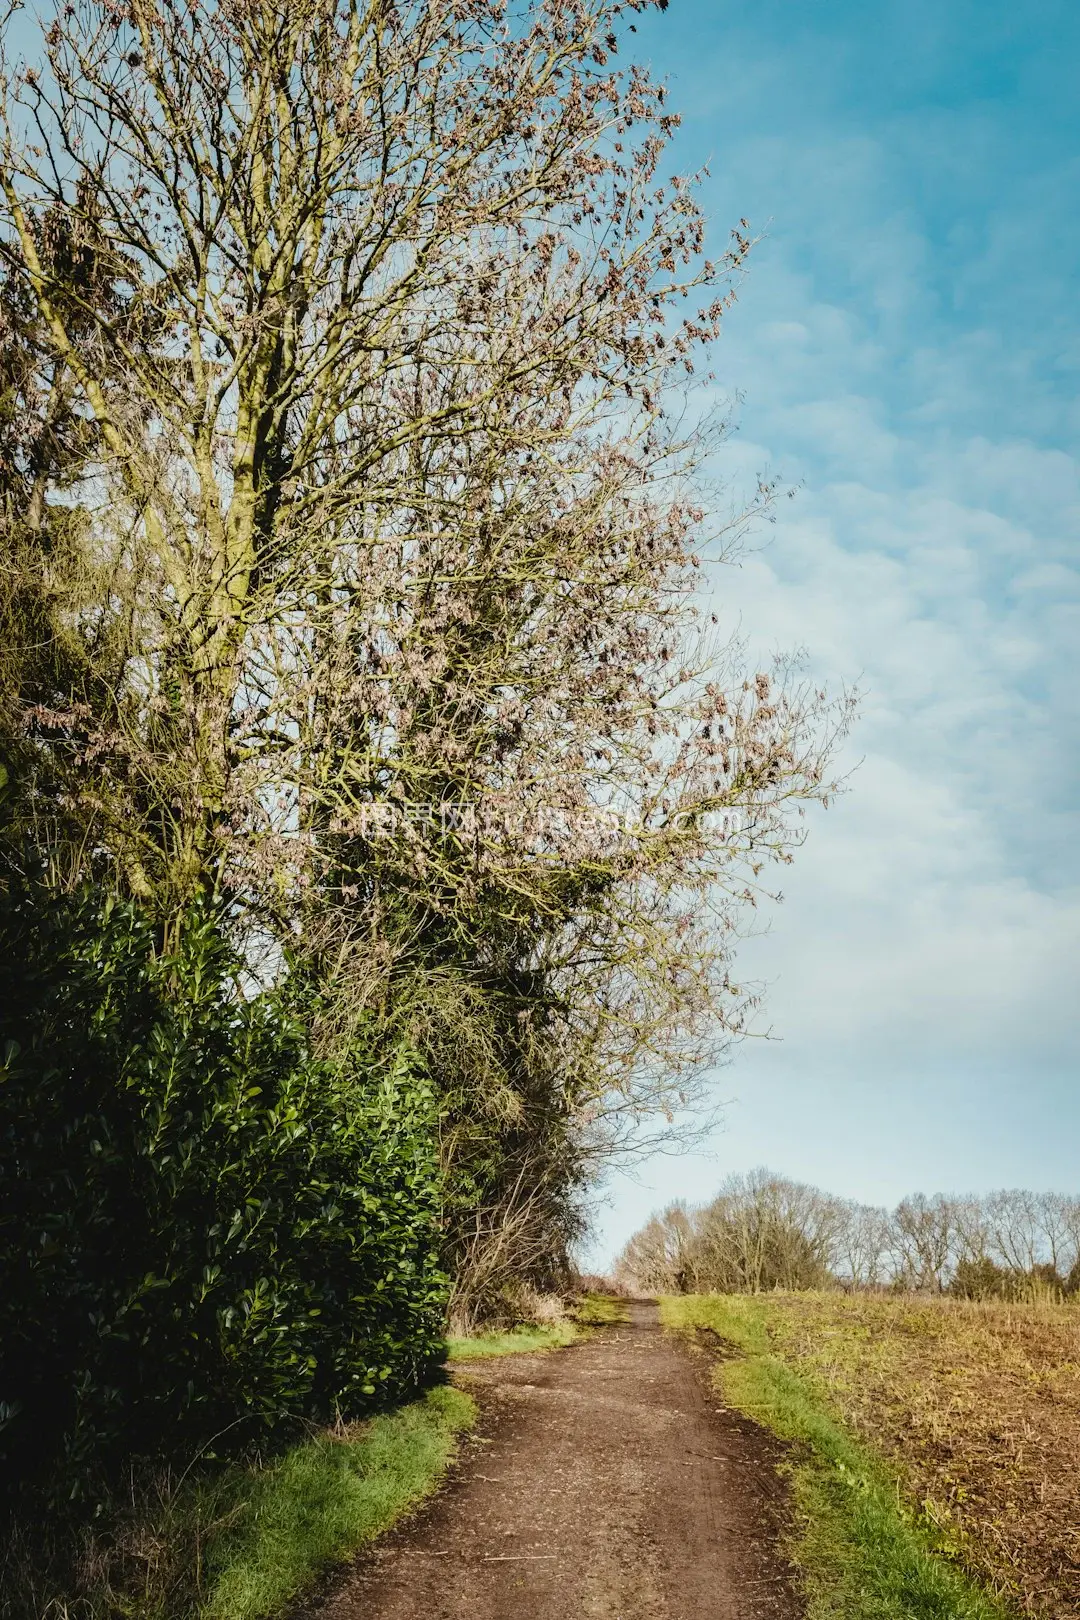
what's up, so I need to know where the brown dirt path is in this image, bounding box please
[304,1302,802,1620]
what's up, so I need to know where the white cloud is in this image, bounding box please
[580,2,1080,1266]
[711,453,1080,1047]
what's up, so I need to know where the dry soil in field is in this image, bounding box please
[301,1301,802,1620]
[750,1293,1080,1620]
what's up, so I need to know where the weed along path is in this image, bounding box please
[305,1303,801,1620]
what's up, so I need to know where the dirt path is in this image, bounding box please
[306,1302,801,1620]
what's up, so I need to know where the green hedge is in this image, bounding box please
[0,889,448,1497]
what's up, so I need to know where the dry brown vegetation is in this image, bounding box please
[750,1292,1080,1620]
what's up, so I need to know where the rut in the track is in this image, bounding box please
[302,1301,802,1620]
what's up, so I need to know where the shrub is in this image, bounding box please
[0,887,447,1498]
[950,1257,1012,1300]
[950,1258,1066,1302]
[1026,1262,1065,1296]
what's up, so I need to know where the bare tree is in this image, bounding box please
[985,1189,1045,1274]
[614,1202,698,1295]
[0,0,765,903]
[951,1194,993,1267]
[833,1200,892,1288]
[695,1170,845,1292]
[618,1169,847,1295]
[0,0,847,1310]
[619,1183,1080,1301]
[1061,1199,1080,1286]
[982,1190,1079,1280]
[891,1193,956,1291]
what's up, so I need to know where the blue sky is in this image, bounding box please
[585,0,1080,1263]
[5,0,1076,1257]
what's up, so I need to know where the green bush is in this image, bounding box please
[950,1257,1067,1302]
[0,888,447,1497]
[949,1256,1012,1300]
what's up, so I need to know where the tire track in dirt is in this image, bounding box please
[303,1302,801,1620]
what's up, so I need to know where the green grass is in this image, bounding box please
[445,1322,578,1358]
[574,1291,629,1327]
[197,1385,475,1620]
[446,1292,628,1360]
[9,1385,475,1620]
[662,1296,1017,1620]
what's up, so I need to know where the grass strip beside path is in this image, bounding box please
[447,1293,628,1360]
[198,1385,475,1620]
[446,1322,578,1359]
[575,1291,630,1328]
[661,1295,1017,1620]
[11,1386,477,1620]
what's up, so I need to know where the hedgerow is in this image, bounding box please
[0,886,447,1498]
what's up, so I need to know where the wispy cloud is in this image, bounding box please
[586,0,1080,1261]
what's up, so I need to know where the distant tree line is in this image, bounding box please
[615,1170,1080,1298]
